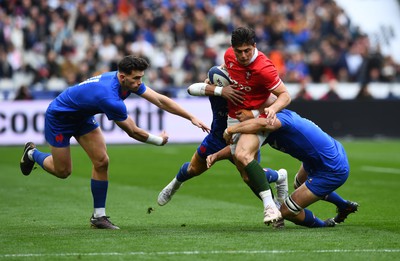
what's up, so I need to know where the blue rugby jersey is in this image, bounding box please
[47,71,146,121]
[208,95,228,139]
[265,109,349,174]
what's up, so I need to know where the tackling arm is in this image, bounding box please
[223,117,282,144]
[263,82,291,124]
[234,94,278,122]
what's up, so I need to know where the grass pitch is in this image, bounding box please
[1,140,399,260]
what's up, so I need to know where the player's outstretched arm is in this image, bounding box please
[141,87,210,133]
[187,82,245,105]
[115,116,169,146]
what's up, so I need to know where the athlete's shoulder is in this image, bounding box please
[254,51,276,69]
[77,71,117,87]
[98,71,118,83]
[253,52,281,86]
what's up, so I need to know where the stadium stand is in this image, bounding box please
[0,0,399,100]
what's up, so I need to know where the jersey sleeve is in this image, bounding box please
[99,98,128,121]
[260,63,282,91]
[134,83,147,96]
[276,109,292,130]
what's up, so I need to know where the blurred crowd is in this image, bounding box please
[1,0,400,100]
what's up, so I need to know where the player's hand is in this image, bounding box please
[264,107,277,125]
[160,130,169,145]
[235,109,254,122]
[221,85,245,106]
[223,128,233,144]
[206,154,217,168]
[191,117,210,133]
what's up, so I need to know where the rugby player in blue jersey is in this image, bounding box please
[157,83,289,210]
[207,108,359,228]
[19,56,209,229]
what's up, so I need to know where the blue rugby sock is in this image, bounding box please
[32,149,51,169]
[298,209,326,228]
[176,162,191,182]
[264,168,279,183]
[324,192,348,210]
[91,179,108,209]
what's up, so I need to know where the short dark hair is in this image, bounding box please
[231,27,256,48]
[118,55,149,74]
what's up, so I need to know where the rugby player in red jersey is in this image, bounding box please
[223,27,291,225]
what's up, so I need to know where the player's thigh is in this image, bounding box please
[76,127,108,165]
[235,133,259,160]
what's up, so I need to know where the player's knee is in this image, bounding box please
[93,154,109,172]
[55,168,72,179]
[282,196,303,218]
[234,151,253,166]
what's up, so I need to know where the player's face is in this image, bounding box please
[233,44,256,66]
[121,70,144,91]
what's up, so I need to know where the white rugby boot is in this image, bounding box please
[157,178,182,206]
[263,203,282,225]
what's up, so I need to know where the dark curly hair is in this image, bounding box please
[231,27,256,48]
[117,56,150,74]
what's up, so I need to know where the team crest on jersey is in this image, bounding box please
[246,71,251,80]
[55,133,64,143]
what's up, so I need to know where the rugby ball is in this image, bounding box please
[207,66,232,87]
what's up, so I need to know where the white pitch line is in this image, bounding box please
[361,166,400,175]
[1,249,400,258]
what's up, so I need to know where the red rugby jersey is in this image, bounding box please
[224,47,282,118]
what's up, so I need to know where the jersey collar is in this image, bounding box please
[248,48,258,65]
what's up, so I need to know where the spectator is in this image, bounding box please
[0,47,13,78]
[355,83,373,100]
[98,35,118,68]
[285,49,310,84]
[295,84,313,101]
[320,79,341,101]
[380,56,397,83]
[307,50,326,83]
[14,85,33,100]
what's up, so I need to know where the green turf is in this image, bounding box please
[1,140,400,260]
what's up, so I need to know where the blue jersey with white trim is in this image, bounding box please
[47,71,146,121]
[265,109,348,174]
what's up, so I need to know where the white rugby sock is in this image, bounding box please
[93,208,106,218]
[259,190,275,208]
